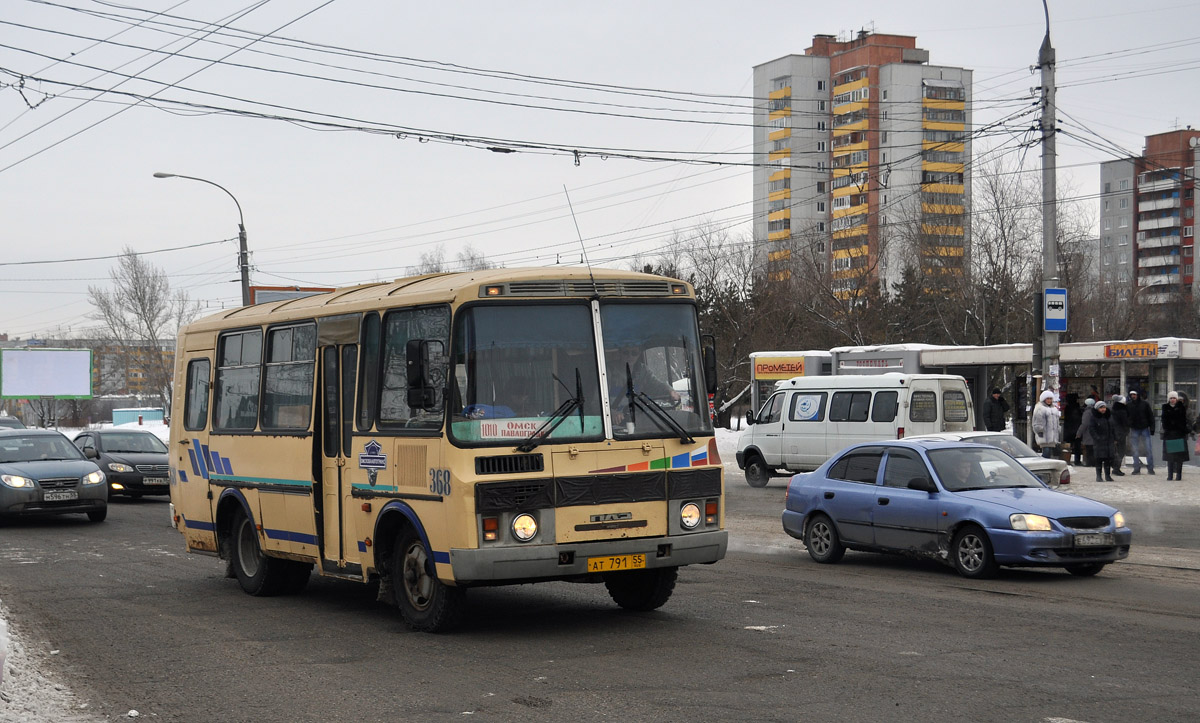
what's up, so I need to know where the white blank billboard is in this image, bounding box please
[0,349,93,398]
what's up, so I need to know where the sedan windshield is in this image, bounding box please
[0,434,86,463]
[100,432,168,454]
[928,447,1042,492]
[970,434,1038,459]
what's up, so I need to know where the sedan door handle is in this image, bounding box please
[878,497,890,506]
[823,491,835,499]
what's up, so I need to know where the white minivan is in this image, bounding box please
[734,373,975,486]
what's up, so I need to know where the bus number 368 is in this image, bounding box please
[429,469,452,496]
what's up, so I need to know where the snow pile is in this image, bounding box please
[0,599,99,723]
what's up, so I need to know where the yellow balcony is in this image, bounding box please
[768,269,792,282]
[833,226,870,240]
[769,169,791,182]
[768,209,791,222]
[922,161,965,174]
[770,149,791,161]
[833,77,869,95]
[833,100,868,115]
[768,248,793,262]
[769,189,791,202]
[770,108,792,121]
[832,141,868,157]
[833,204,868,219]
[927,245,965,256]
[922,203,964,215]
[832,182,868,198]
[768,229,792,241]
[922,140,964,152]
[922,183,964,194]
[833,119,868,136]
[922,98,964,110]
[832,245,868,260]
[769,87,792,100]
[923,121,965,132]
[769,128,791,142]
[922,225,965,236]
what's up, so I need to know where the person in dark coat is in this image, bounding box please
[982,388,1010,432]
[1063,393,1084,465]
[1109,395,1129,476]
[1077,397,1096,467]
[1127,389,1155,475]
[1088,400,1117,482]
[1162,390,1191,480]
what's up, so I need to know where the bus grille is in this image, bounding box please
[475,453,545,475]
[477,480,553,513]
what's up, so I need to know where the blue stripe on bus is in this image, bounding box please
[195,440,210,478]
[671,452,690,468]
[221,456,233,475]
[184,518,215,531]
[178,469,188,483]
[432,550,450,564]
[209,450,221,472]
[187,449,200,477]
[264,528,318,545]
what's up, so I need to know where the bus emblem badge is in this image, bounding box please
[359,440,388,486]
[590,512,632,523]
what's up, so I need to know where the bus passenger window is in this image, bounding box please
[357,313,381,431]
[261,323,316,430]
[184,359,210,431]
[214,330,263,431]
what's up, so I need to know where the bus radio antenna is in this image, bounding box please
[563,185,598,296]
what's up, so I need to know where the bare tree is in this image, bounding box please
[455,244,494,271]
[88,248,200,415]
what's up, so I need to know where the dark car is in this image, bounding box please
[782,440,1131,578]
[0,429,108,521]
[72,429,170,498]
[0,416,26,429]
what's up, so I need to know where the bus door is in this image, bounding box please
[317,314,360,573]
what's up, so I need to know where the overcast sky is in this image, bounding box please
[1,0,1197,339]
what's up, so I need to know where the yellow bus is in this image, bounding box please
[168,267,726,631]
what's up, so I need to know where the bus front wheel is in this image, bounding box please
[391,529,466,632]
[604,567,678,611]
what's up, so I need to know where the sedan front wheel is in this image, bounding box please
[951,524,998,579]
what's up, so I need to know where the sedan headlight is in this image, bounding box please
[82,470,105,485]
[511,513,538,542]
[1113,511,1125,529]
[1,474,33,488]
[1010,513,1052,531]
[107,463,132,473]
[680,502,702,530]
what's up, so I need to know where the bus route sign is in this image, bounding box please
[1044,288,1067,333]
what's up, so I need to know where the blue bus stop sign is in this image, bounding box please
[1044,288,1067,332]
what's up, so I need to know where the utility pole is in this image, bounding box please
[1035,1,1059,403]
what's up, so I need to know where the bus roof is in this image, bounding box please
[180,267,692,333]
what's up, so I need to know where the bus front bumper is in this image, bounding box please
[449,529,728,583]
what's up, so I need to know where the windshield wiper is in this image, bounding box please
[619,363,694,445]
[515,369,584,453]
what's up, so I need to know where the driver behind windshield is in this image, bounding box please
[605,345,679,426]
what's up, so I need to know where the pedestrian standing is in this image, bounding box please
[1162,390,1191,480]
[1089,401,1117,482]
[1032,390,1061,460]
[1127,389,1155,475]
[1109,394,1129,476]
[1063,393,1084,465]
[983,387,1010,432]
[1077,397,1096,467]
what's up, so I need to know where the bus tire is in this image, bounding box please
[745,455,771,488]
[392,528,465,632]
[603,567,678,611]
[230,508,288,596]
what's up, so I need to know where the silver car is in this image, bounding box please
[903,432,1071,488]
[0,429,108,522]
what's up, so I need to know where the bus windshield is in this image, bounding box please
[601,303,710,439]
[450,303,603,446]
[448,301,710,446]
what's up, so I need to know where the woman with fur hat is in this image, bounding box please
[1088,400,1117,482]
[1162,390,1191,480]
[1031,390,1061,460]
[1076,397,1096,467]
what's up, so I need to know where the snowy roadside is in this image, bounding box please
[0,599,101,723]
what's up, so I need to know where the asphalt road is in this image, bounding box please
[2,487,1199,723]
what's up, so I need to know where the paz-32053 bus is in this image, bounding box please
[168,268,726,631]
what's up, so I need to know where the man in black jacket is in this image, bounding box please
[982,388,1010,432]
[1126,389,1155,475]
[1109,395,1129,476]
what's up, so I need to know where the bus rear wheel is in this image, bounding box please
[603,567,678,611]
[391,529,465,632]
[230,508,292,596]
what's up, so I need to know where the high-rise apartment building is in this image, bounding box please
[753,32,972,296]
[1101,129,1198,307]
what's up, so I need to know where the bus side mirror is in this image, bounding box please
[405,339,441,410]
[701,335,718,395]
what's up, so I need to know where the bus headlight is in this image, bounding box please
[680,502,702,530]
[511,513,538,542]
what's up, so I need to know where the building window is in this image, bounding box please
[816,181,825,192]
[1104,182,1111,193]
[1103,219,1112,231]
[817,80,825,91]
[817,161,826,171]
[817,201,826,212]
[1185,226,1194,238]
[882,90,888,100]
[1120,179,1129,190]
[1104,200,1110,212]
[817,141,826,152]
[881,132,888,143]
[1119,235,1129,246]
[772,76,790,91]
[817,100,826,111]
[1119,216,1129,228]
[817,222,826,232]
[882,153,887,163]
[817,121,827,131]
[1186,264,1194,276]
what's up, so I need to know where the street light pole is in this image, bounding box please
[153,172,251,306]
[1035,0,1059,396]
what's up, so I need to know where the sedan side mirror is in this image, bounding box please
[907,477,937,493]
[83,447,98,459]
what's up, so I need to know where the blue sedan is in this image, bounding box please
[782,440,1131,578]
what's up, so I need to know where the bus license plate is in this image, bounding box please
[43,490,78,502]
[586,554,646,572]
[1074,533,1114,547]
[143,477,169,486]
